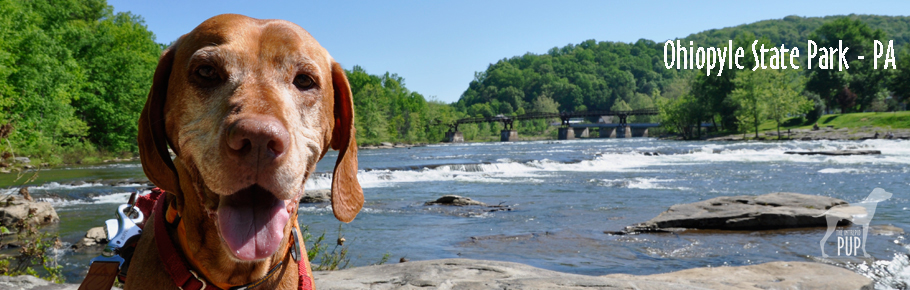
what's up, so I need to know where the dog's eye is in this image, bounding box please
[293,74,314,90]
[196,65,217,80]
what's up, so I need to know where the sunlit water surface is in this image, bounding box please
[2,138,908,288]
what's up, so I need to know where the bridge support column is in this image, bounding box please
[558,127,574,140]
[445,131,464,143]
[500,130,518,142]
[600,128,616,138]
[572,128,589,138]
[631,128,649,137]
[615,126,632,138]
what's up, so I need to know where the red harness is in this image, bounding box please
[152,192,313,290]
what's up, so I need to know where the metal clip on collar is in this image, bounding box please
[91,192,144,266]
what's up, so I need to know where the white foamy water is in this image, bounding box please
[849,245,910,290]
[301,139,910,190]
[595,178,690,190]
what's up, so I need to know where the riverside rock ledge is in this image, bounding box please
[313,258,873,290]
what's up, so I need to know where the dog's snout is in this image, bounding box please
[226,117,289,162]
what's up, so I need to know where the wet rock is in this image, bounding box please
[624,192,849,232]
[425,195,487,206]
[300,189,331,203]
[72,226,108,251]
[785,150,881,156]
[870,224,904,236]
[0,196,59,226]
[313,258,872,290]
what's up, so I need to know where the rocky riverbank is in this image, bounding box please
[9,258,873,290]
[708,127,910,141]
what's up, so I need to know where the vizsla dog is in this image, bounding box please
[126,14,362,289]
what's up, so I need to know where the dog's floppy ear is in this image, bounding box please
[138,46,180,193]
[329,61,363,223]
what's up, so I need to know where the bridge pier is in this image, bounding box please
[631,128,649,137]
[445,131,464,143]
[614,126,632,138]
[558,127,574,140]
[572,128,589,138]
[500,130,518,142]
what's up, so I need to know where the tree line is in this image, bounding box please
[458,15,910,140]
[0,0,161,162]
[4,1,910,164]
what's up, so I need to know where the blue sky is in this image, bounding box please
[109,0,910,103]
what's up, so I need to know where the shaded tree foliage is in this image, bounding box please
[0,0,161,159]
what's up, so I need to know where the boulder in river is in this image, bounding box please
[0,196,59,227]
[425,195,487,206]
[300,189,331,203]
[72,226,108,251]
[314,258,872,290]
[623,192,850,233]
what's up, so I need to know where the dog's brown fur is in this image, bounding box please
[126,14,362,289]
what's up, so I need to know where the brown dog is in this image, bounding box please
[126,14,362,289]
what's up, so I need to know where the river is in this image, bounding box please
[1,138,908,287]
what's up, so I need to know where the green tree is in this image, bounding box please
[730,69,772,139]
[766,70,811,139]
[806,18,888,112]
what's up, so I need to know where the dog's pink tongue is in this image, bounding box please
[217,194,288,261]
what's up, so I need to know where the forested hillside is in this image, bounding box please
[458,14,910,140]
[4,1,910,165]
[0,0,161,162]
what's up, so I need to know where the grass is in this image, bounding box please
[757,111,910,132]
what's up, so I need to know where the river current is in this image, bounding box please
[1,138,908,288]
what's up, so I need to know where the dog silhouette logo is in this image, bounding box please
[817,188,892,258]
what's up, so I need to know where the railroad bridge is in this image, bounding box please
[445,108,660,142]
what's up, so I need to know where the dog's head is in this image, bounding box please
[138,14,362,262]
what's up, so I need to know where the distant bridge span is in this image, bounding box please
[445,108,660,142]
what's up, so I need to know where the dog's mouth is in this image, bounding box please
[216,185,290,261]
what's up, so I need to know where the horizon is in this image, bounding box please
[108,0,910,103]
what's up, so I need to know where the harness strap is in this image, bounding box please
[77,261,120,290]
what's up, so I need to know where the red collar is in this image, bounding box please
[153,195,312,290]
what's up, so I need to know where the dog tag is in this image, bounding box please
[291,227,301,262]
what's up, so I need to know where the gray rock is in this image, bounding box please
[72,226,108,251]
[0,196,59,226]
[314,258,873,290]
[0,275,75,290]
[300,189,331,203]
[425,195,487,206]
[625,192,849,232]
[12,157,30,164]
[785,150,881,156]
[603,260,873,290]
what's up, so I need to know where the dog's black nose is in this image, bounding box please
[226,116,289,165]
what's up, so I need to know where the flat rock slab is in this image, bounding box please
[314,258,872,290]
[625,192,850,232]
[785,150,881,156]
